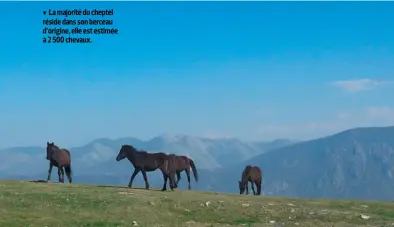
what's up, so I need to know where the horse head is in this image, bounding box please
[46,141,55,160]
[238,180,246,194]
[116,145,136,161]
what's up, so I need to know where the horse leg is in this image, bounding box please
[128,169,140,188]
[185,169,191,190]
[169,171,177,191]
[57,167,62,183]
[165,167,177,191]
[164,171,176,191]
[61,167,65,183]
[256,179,262,195]
[46,162,53,182]
[161,172,168,191]
[59,167,65,183]
[250,181,256,195]
[170,177,175,191]
[161,159,176,190]
[176,171,181,184]
[141,170,150,190]
[246,183,249,195]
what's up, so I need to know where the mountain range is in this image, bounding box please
[0,134,293,184]
[1,126,394,201]
[208,126,394,201]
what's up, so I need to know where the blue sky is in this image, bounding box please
[0,2,393,148]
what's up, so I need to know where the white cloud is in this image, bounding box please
[365,106,394,119]
[256,121,348,140]
[201,131,232,139]
[256,106,394,140]
[330,78,391,93]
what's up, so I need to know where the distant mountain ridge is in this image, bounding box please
[208,126,394,201]
[3,127,394,201]
[0,134,294,178]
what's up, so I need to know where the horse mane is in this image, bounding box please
[49,143,71,157]
[122,144,140,153]
[122,144,133,148]
[47,142,60,150]
[243,165,252,173]
[241,165,253,181]
[64,149,71,157]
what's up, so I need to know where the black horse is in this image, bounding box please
[115,145,177,191]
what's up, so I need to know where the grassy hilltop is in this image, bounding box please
[1,181,394,227]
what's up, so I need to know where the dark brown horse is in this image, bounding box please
[115,145,177,191]
[163,154,198,191]
[46,142,73,183]
[238,165,262,195]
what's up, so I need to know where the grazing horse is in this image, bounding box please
[115,145,177,191]
[46,142,73,184]
[238,165,262,195]
[163,154,198,191]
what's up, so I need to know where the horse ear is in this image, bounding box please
[47,142,50,145]
[51,142,54,145]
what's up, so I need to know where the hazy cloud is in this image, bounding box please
[256,106,394,140]
[330,79,391,93]
[201,131,232,139]
[365,106,394,119]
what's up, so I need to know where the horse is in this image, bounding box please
[163,154,198,191]
[115,144,177,191]
[46,142,73,184]
[238,165,262,195]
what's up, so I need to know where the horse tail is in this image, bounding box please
[64,156,73,184]
[64,149,71,158]
[257,177,262,195]
[64,149,72,181]
[65,164,72,175]
[189,158,198,182]
[64,164,73,184]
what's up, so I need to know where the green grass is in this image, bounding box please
[1,180,394,227]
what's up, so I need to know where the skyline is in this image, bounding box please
[0,2,393,148]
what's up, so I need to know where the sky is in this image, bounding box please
[0,2,393,148]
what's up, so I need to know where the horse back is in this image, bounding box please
[173,155,188,163]
[152,152,169,161]
[64,149,71,157]
[53,148,71,165]
[141,151,169,167]
[243,165,262,181]
[169,155,190,170]
[250,166,262,180]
